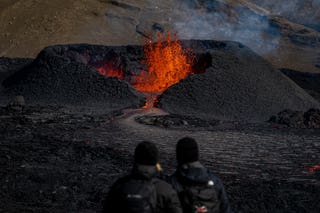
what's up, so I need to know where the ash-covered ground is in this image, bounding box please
[1,41,320,212]
[1,0,320,212]
[0,106,319,213]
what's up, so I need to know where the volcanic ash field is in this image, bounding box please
[1,38,320,212]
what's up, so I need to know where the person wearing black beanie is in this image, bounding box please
[168,137,232,213]
[134,141,159,166]
[176,137,199,165]
[103,141,182,213]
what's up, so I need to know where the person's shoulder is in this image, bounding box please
[153,177,171,186]
[165,171,178,183]
[153,177,176,193]
[206,169,226,187]
[206,169,219,179]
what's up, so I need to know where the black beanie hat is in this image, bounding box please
[134,141,159,166]
[176,137,199,165]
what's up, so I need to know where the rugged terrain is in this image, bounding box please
[1,45,320,211]
[1,41,318,121]
[1,106,320,212]
[1,1,320,212]
[248,0,320,31]
[1,0,320,73]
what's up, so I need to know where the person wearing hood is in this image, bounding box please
[168,137,232,213]
[102,141,182,213]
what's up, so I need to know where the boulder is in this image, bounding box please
[269,108,320,128]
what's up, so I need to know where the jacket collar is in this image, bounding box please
[177,161,210,184]
[179,161,204,169]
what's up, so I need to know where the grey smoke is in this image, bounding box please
[170,0,281,56]
[250,0,320,17]
[248,0,320,29]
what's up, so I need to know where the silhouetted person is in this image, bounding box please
[102,141,182,213]
[168,137,232,213]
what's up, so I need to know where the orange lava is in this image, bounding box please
[133,32,194,93]
[96,67,123,80]
[309,165,320,174]
[141,92,161,109]
[96,32,194,108]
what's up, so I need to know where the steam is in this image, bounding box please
[249,0,320,26]
[251,0,320,16]
[170,0,281,56]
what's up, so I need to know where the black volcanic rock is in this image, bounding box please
[304,108,320,128]
[2,45,145,108]
[158,40,320,122]
[269,109,305,128]
[269,108,320,128]
[2,41,319,119]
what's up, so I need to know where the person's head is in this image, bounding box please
[176,137,199,165]
[134,141,159,166]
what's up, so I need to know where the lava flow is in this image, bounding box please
[309,165,320,174]
[96,66,123,80]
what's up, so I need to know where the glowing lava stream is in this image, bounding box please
[309,165,320,174]
[141,92,161,109]
[96,67,123,80]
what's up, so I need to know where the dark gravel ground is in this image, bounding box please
[0,106,127,213]
[1,106,319,213]
[1,40,319,213]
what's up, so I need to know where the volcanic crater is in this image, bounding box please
[1,37,319,122]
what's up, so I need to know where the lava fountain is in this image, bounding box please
[133,32,194,93]
[96,32,195,108]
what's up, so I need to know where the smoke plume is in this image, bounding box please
[248,0,320,31]
[170,0,281,56]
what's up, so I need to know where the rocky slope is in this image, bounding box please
[1,45,145,108]
[248,0,320,31]
[2,40,318,122]
[0,0,320,73]
[158,40,319,122]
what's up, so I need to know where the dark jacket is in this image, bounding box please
[167,161,232,213]
[102,164,182,213]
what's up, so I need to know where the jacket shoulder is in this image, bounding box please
[153,178,176,192]
[153,178,183,213]
[207,171,225,188]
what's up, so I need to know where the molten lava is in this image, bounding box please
[96,67,123,80]
[133,32,194,93]
[141,92,161,109]
[309,165,320,174]
[96,32,194,108]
